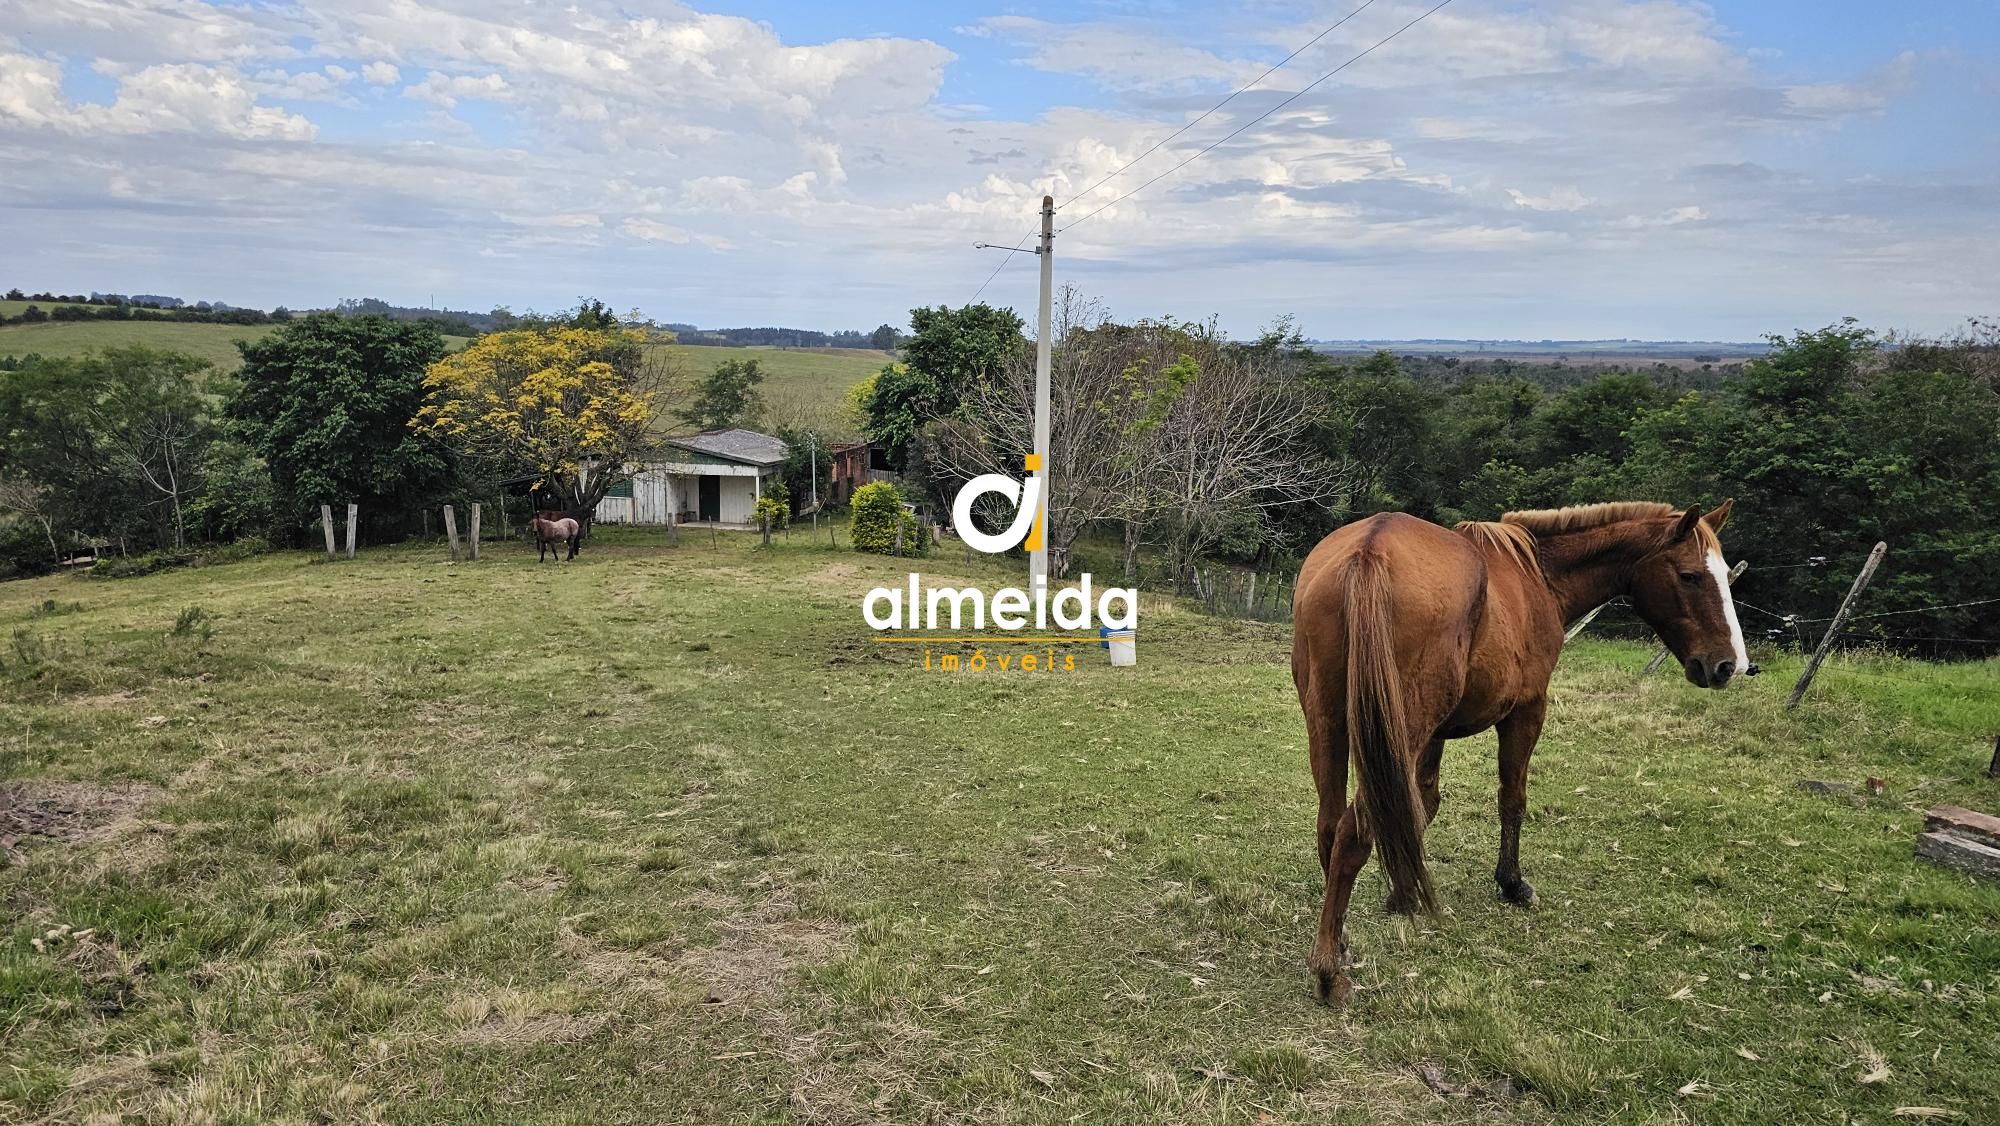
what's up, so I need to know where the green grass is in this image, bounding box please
[0,319,471,370]
[2,529,1996,1123]
[667,343,890,420]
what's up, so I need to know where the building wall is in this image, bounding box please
[593,463,767,526]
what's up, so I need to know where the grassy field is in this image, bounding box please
[0,318,880,410]
[0,318,479,373]
[2,529,1996,1124]
[0,321,282,371]
[666,344,890,421]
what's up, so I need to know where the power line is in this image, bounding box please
[1059,0,1459,234]
[969,228,1036,304]
[1057,0,1382,213]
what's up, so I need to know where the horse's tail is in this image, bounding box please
[1343,550,1437,915]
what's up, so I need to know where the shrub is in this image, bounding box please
[0,521,59,580]
[850,482,925,556]
[753,480,790,530]
[88,537,268,580]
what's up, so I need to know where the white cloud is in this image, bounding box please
[1507,186,1592,212]
[969,16,1259,91]
[0,0,1985,339]
[0,57,315,139]
[252,64,358,104]
[403,71,511,108]
[1785,50,1919,116]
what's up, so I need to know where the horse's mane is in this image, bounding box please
[1455,501,1700,575]
[1453,521,1540,575]
[1498,501,1678,535]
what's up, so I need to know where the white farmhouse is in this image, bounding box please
[592,428,789,529]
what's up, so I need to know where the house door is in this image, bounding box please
[698,475,721,522]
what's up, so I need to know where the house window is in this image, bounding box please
[605,479,634,498]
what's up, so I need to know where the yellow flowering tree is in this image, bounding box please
[411,325,677,519]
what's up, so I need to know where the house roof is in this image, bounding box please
[662,428,790,467]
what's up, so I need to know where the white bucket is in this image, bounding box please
[1105,629,1137,667]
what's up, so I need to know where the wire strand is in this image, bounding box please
[1059,0,1458,233]
[969,228,1036,304]
[1056,0,1382,213]
[1804,596,2000,624]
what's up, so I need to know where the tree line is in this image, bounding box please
[3,290,1993,653]
[850,304,1998,653]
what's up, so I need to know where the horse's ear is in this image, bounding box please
[1672,505,1704,542]
[1702,497,1734,532]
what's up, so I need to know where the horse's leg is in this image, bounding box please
[1495,698,1546,906]
[1417,736,1445,826]
[1311,804,1373,1006]
[1306,711,1346,876]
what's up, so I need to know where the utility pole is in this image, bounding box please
[1030,194,1054,598]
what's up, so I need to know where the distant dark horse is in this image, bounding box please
[1292,500,1753,1005]
[530,512,581,562]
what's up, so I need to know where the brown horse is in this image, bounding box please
[1292,500,1750,1005]
[530,512,581,562]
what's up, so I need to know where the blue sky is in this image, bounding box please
[3,0,1996,339]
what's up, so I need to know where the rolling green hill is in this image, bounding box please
[0,316,887,418]
[0,319,471,371]
[665,343,891,421]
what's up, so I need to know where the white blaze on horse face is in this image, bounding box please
[952,472,1041,555]
[1707,548,1749,670]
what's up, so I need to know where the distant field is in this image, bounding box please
[665,343,891,420]
[0,319,471,371]
[0,321,279,370]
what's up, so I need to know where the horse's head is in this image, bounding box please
[1625,498,1754,689]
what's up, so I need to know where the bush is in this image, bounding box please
[0,521,59,580]
[88,537,269,580]
[850,482,926,556]
[753,480,790,530]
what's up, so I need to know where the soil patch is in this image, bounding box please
[1,780,164,845]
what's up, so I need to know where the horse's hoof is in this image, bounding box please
[1499,878,1538,907]
[1313,969,1352,1007]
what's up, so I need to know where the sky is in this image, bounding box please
[2,0,1997,340]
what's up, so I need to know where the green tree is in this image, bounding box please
[229,313,452,537]
[0,347,220,552]
[678,358,766,431]
[861,303,1026,470]
[1620,321,2000,641]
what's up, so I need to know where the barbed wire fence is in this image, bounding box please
[1178,540,1997,703]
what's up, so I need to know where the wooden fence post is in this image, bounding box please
[443,505,461,562]
[321,505,337,560]
[893,522,903,556]
[1787,542,1888,709]
[667,511,678,547]
[1564,601,1614,642]
[761,514,771,547]
[344,503,358,559]
[1644,560,1750,673]
[497,495,508,540]
[469,503,481,561]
